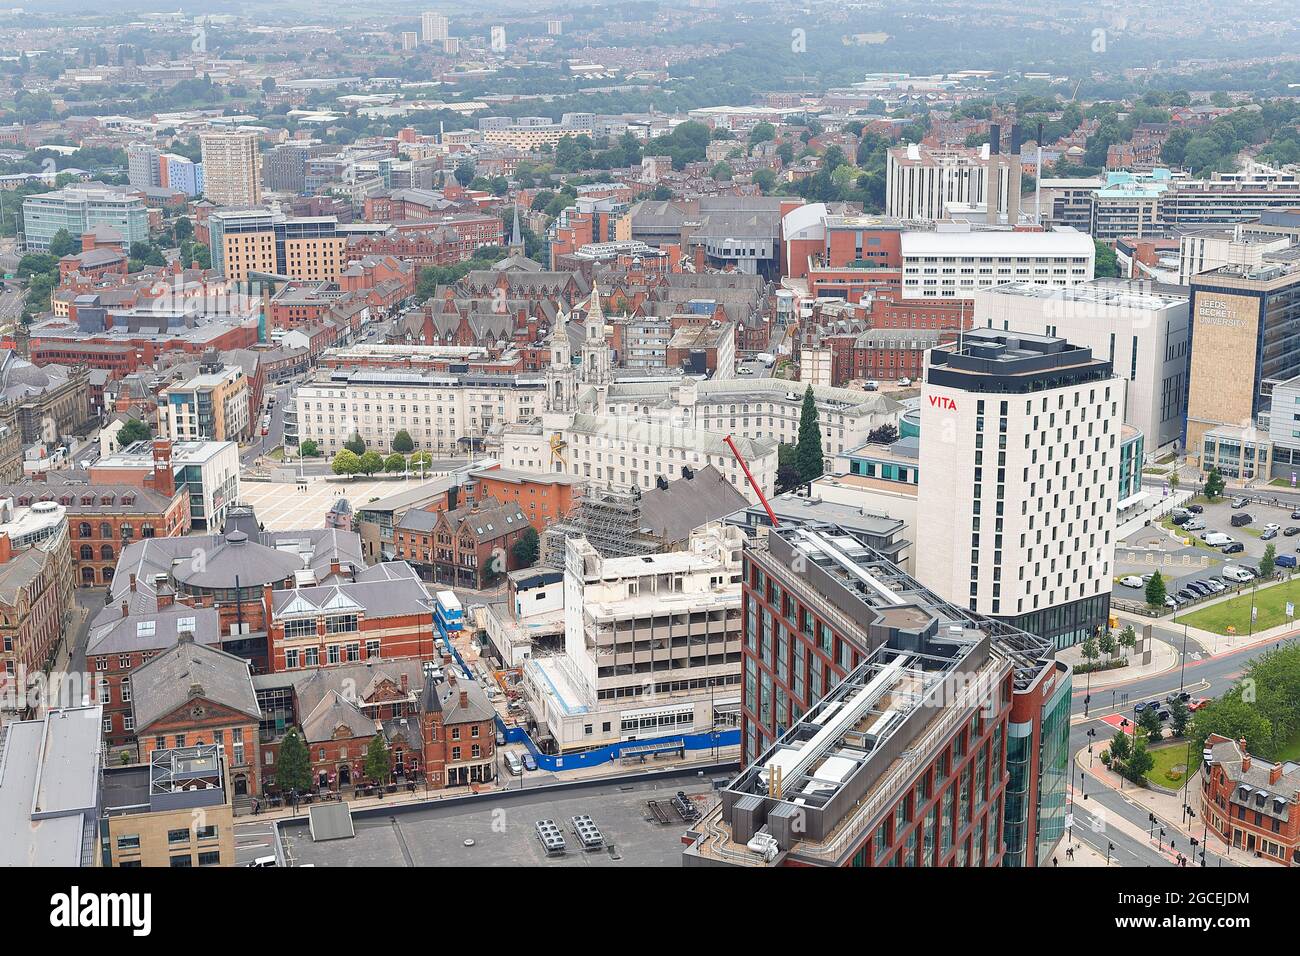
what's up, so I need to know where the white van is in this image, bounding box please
[504,751,524,776]
[1222,565,1254,583]
[1203,533,1234,548]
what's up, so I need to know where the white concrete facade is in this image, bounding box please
[973,281,1190,451]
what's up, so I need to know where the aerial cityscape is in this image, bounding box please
[0,0,1295,915]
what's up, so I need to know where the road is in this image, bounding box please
[1066,621,1299,868]
[240,378,296,468]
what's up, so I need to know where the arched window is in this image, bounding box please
[99,522,112,539]
[80,545,93,561]
[78,523,92,539]
[100,545,115,561]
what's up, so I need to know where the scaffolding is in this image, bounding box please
[542,487,660,567]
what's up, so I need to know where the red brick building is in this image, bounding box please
[86,595,222,750]
[1201,734,1300,866]
[394,497,530,588]
[130,635,264,798]
[263,560,436,674]
[468,467,583,531]
[0,482,193,587]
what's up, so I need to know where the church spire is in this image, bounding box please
[509,206,524,256]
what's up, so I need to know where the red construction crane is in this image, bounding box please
[724,434,779,528]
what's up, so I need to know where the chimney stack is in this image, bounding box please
[459,690,468,709]
[121,600,129,618]
[1269,763,1283,786]
[1240,739,1251,772]
[400,673,409,694]
[129,573,137,592]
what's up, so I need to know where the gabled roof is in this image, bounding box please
[301,690,377,744]
[130,637,260,732]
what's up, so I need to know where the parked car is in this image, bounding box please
[1262,528,1278,540]
[495,730,506,747]
[1170,512,1191,526]
[1186,581,1213,596]
[504,752,524,776]
[1183,518,1205,531]
[1222,542,1245,554]
[1265,522,1281,531]
[1284,526,1300,537]
[1222,565,1255,583]
[1230,512,1254,527]
[1278,554,1298,569]
[1187,504,1204,514]
[521,751,538,772]
[1166,691,1192,704]
[1232,496,1249,508]
[1118,575,1144,588]
[1188,698,1210,712]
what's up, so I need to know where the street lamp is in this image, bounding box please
[1106,841,1115,866]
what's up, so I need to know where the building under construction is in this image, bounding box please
[542,486,658,568]
[542,464,749,567]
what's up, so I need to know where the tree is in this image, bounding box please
[364,734,391,786]
[1106,729,1132,767]
[1118,624,1137,657]
[277,729,311,794]
[1093,240,1120,278]
[48,228,78,258]
[1259,543,1276,580]
[1145,571,1167,608]
[867,423,898,444]
[358,451,384,476]
[343,433,366,455]
[1191,693,1274,757]
[710,161,734,182]
[409,451,432,473]
[513,526,540,567]
[1138,706,1164,741]
[748,122,776,146]
[1204,467,1225,500]
[1123,735,1155,783]
[454,162,474,186]
[384,452,407,473]
[775,464,803,494]
[116,418,152,448]
[1080,635,1100,667]
[1099,629,1117,658]
[1168,472,1180,492]
[392,429,414,453]
[1169,698,1191,738]
[331,449,361,476]
[794,386,824,484]
[300,439,319,458]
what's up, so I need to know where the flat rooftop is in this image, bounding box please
[281,770,730,868]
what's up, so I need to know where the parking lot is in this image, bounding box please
[1114,493,1299,610]
[281,770,724,867]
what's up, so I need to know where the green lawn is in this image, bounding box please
[1160,517,1216,549]
[1145,740,1201,789]
[1175,577,1300,635]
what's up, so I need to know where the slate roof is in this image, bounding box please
[301,690,377,744]
[638,465,749,546]
[86,600,221,657]
[130,637,260,732]
[271,560,431,620]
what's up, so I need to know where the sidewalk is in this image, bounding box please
[1074,744,1273,867]
[1115,605,1300,658]
[1058,636,1178,688]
